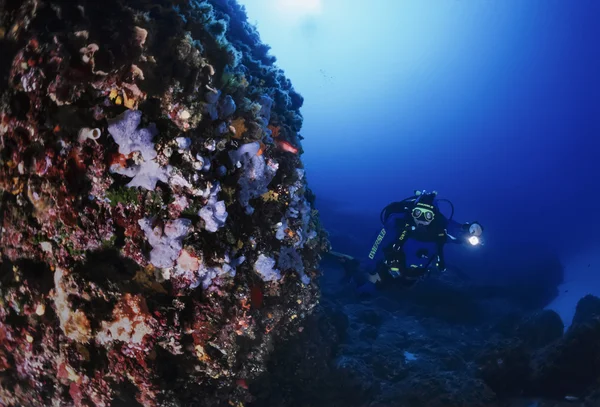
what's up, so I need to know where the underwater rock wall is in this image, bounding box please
[0,0,328,406]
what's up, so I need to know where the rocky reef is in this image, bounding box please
[0,0,328,406]
[251,258,600,407]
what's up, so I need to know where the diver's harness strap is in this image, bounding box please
[385,221,412,279]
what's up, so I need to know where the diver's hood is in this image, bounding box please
[414,191,437,209]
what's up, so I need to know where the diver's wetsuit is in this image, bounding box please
[359,203,470,289]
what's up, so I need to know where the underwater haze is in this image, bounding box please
[241,0,600,323]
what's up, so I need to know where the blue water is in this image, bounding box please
[239,0,600,317]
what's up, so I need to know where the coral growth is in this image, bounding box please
[254,254,282,282]
[198,183,228,232]
[108,110,158,161]
[138,218,192,269]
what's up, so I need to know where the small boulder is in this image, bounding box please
[531,318,600,398]
[516,310,564,349]
[477,340,532,397]
[571,295,600,328]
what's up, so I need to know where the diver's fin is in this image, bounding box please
[327,250,355,261]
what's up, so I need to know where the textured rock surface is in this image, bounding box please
[570,294,600,327]
[479,296,600,402]
[0,1,328,406]
[531,303,600,399]
[252,260,598,407]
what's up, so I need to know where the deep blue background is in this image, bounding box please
[240,0,600,285]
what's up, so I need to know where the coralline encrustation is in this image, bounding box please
[0,1,329,406]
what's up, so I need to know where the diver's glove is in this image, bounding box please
[353,271,380,296]
[366,272,382,284]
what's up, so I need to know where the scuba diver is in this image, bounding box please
[335,190,484,293]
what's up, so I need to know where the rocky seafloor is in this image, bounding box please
[0,0,329,406]
[249,256,600,407]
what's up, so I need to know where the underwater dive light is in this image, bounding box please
[468,236,480,246]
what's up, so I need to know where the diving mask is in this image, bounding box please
[412,207,435,223]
